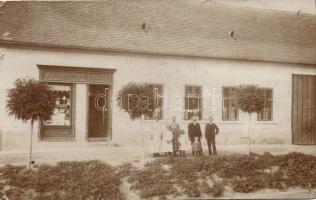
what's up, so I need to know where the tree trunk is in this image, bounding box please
[27,120,34,169]
[141,115,145,167]
[248,113,252,155]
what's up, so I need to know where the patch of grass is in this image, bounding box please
[0,160,124,200]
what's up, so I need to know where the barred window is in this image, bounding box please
[145,84,164,120]
[184,86,202,120]
[222,87,239,121]
[257,89,273,121]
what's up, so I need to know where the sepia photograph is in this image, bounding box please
[0,0,316,199]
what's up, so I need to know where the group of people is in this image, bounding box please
[150,111,219,157]
[151,116,186,157]
[188,115,219,156]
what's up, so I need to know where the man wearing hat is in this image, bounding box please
[205,116,219,156]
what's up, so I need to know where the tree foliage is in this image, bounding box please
[6,78,55,123]
[236,85,265,114]
[116,82,155,120]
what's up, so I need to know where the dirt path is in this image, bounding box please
[119,178,140,200]
[223,188,316,199]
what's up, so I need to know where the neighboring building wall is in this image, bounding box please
[0,45,316,151]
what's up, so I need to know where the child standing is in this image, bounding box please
[178,129,186,157]
[192,137,202,157]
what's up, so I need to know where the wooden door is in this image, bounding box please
[292,75,316,145]
[88,85,110,140]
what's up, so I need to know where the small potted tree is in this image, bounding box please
[116,82,155,164]
[117,82,155,120]
[236,85,265,155]
[6,78,55,168]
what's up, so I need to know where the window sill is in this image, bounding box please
[87,137,110,142]
[219,121,245,125]
[144,119,164,123]
[254,121,279,125]
[180,119,208,122]
[38,137,76,142]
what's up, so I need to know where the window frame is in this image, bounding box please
[144,83,164,120]
[222,86,239,121]
[39,82,76,140]
[257,87,273,121]
[183,85,203,120]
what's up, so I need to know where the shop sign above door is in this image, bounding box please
[38,65,116,85]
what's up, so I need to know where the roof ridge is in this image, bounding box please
[0,1,315,65]
[199,0,316,17]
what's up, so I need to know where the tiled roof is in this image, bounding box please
[0,1,316,64]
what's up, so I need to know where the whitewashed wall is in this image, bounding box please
[0,45,316,151]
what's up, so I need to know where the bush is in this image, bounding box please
[127,159,175,199]
[0,160,124,200]
[127,153,316,198]
[1,153,316,199]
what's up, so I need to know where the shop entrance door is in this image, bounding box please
[88,85,111,140]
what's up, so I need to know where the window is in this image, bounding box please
[222,87,239,121]
[184,86,202,120]
[43,84,72,126]
[257,89,273,121]
[40,83,74,140]
[145,84,164,120]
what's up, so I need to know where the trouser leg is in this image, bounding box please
[212,138,217,156]
[198,137,202,155]
[172,140,176,156]
[190,139,194,155]
[207,140,213,155]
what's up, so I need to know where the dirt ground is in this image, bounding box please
[1,144,315,167]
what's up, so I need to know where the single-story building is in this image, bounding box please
[0,1,315,152]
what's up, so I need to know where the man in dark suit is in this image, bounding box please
[188,115,202,155]
[205,116,219,156]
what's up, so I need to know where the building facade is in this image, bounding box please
[0,45,316,151]
[0,1,316,151]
